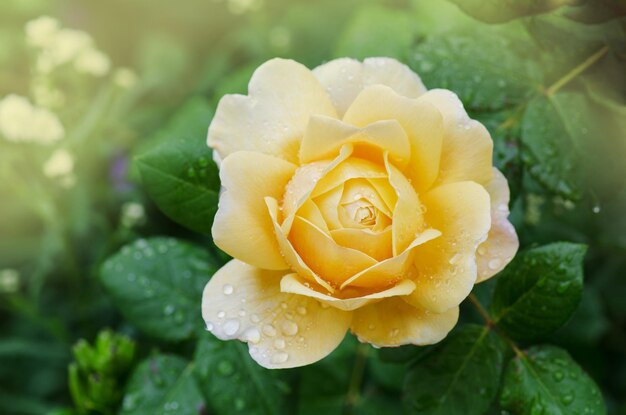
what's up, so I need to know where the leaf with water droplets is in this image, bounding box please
[403,324,507,415]
[100,237,216,341]
[408,28,542,111]
[136,98,220,234]
[193,332,292,415]
[120,354,204,415]
[500,345,606,415]
[491,242,586,341]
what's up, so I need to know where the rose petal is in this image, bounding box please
[289,215,377,286]
[385,155,423,255]
[419,89,493,186]
[280,273,416,311]
[330,227,392,261]
[208,58,337,163]
[300,115,410,168]
[407,181,491,312]
[266,197,335,292]
[343,85,444,192]
[340,228,441,289]
[312,57,427,117]
[212,151,297,270]
[351,298,459,347]
[202,259,351,369]
[476,168,519,282]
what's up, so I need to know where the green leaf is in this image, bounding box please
[403,324,507,415]
[136,98,219,234]
[297,335,358,415]
[334,5,416,60]
[120,354,204,415]
[446,0,571,24]
[521,92,598,199]
[491,242,587,341]
[500,345,606,415]
[99,237,215,341]
[193,332,292,415]
[408,29,542,111]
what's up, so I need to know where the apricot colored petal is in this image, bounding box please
[280,273,416,311]
[385,155,423,255]
[341,228,441,289]
[331,227,392,261]
[266,197,334,293]
[208,58,337,163]
[312,57,427,117]
[419,89,493,186]
[300,115,410,168]
[351,298,458,347]
[289,216,377,286]
[202,260,351,369]
[212,151,296,270]
[476,168,519,282]
[408,181,491,312]
[343,85,444,192]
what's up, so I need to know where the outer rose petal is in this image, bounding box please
[212,151,297,270]
[312,57,427,117]
[280,273,416,311]
[351,298,459,347]
[419,89,493,186]
[476,168,519,282]
[208,58,337,164]
[407,181,491,313]
[203,260,351,368]
[343,85,444,192]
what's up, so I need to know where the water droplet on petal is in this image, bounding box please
[274,338,286,349]
[223,319,240,336]
[296,306,307,315]
[217,311,226,319]
[488,258,502,270]
[263,324,277,337]
[281,321,298,336]
[223,284,234,295]
[242,327,261,344]
[271,352,289,364]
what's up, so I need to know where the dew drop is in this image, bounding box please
[271,352,289,364]
[206,322,214,331]
[488,258,502,270]
[223,284,234,295]
[251,314,260,323]
[281,321,299,336]
[263,324,277,337]
[296,306,307,315]
[223,319,240,336]
[274,338,286,349]
[217,311,226,319]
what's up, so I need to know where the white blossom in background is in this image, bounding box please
[43,148,74,178]
[0,94,65,144]
[113,68,138,89]
[74,48,111,76]
[121,202,146,228]
[25,16,111,77]
[0,269,20,293]
[25,15,60,48]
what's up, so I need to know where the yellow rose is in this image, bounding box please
[202,57,519,368]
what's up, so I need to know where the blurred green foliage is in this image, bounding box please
[0,0,625,414]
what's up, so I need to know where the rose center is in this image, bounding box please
[341,199,380,228]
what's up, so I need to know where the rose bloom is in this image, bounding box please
[202,57,518,368]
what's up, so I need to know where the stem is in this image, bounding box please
[545,45,609,96]
[468,294,525,358]
[344,343,369,413]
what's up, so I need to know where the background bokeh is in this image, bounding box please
[0,0,625,414]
